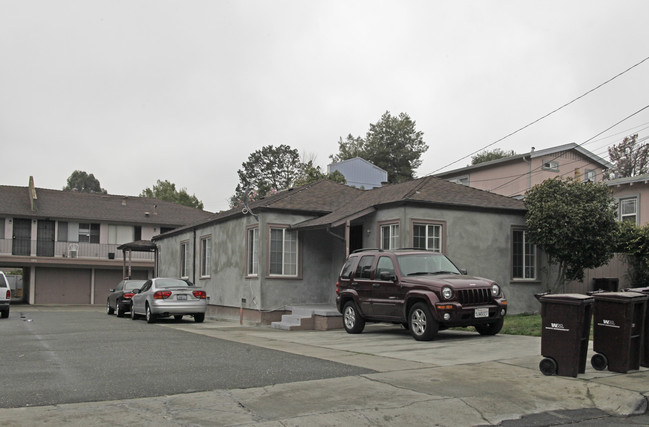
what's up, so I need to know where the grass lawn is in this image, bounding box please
[501,313,542,337]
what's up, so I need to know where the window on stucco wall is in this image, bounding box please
[412,222,443,252]
[200,236,211,278]
[247,227,259,276]
[380,223,399,250]
[269,227,298,276]
[512,228,536,280]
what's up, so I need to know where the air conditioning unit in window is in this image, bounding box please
[68,243,79,258]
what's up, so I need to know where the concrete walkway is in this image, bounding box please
[2,318,649,426]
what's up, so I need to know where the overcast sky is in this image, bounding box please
[1,1,648,212]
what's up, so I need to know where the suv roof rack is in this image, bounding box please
[351,248,383,253]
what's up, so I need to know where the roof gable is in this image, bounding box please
[435,143,612,177]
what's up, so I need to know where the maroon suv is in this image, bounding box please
[335,249,508,341]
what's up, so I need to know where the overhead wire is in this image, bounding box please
[428,55,649,176]
[492,104,649,197]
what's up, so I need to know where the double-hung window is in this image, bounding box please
[200,236,211,278]
[413,222,443,252]
[512,228,536,280]
[78,223,100,243]
[180,241,188,278]
[247,227,259,276]
[620,197,638,224]
[269,227,298,276]
[380,223,399,250]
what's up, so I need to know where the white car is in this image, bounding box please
[131,278,207,323]
[0,271,10,319]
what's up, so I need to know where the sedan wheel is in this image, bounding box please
[106,300,114,315]
[145,305,156,324]
[116,304,124,318]
[409,302,438,341]
[342,301,365,334]
[194,313,205,323]
[131,306,138,320]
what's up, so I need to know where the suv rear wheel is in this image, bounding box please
[409,302,438,341]
[342,301,365,334]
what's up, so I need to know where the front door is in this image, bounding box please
[37,220,55,257]
[12,218,31,256]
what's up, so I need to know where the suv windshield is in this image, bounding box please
[396,253,461,276]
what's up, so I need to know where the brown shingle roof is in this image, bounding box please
[0,185,213,226]
[155,177,526,239]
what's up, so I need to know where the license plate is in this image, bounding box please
[177,294,187,301]
[475,308,489,318]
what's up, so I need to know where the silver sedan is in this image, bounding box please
[131,278,207,323]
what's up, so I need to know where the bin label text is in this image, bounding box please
[545,323,569,332]
[598,319,620,328]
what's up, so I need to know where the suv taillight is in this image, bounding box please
[5,290,10,299]
[336,281,340,296]
[123,292,135,299]
[192,290,207,299]
[153,291,172,299]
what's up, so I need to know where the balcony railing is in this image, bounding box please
[0,239,155,261]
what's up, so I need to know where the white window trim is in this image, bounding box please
[247,227,259,277]
[268,226,299,277]
[180,241,189,279]
[379,222,400,250]
[412,220,445,253]
[619,197,638,224]
[200,235,211,278]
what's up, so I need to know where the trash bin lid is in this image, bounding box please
[539,293,594,305]
[593,291,648,302]
[626,287,649,294]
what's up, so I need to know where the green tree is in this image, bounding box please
[471,148,516,165]
[63,170,107,194]
[293,161,347,187]
[525,178,618,292]
[615,221,649,286]
[330,111,428,183]
[230,144,304,207]
[140,180,204,209]
[607,134,649,178]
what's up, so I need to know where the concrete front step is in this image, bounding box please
[271,305,342,331]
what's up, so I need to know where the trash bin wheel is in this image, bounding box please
[591,353,608,371]
[539,357,558,376]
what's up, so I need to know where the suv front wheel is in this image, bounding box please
[474,318,504,336]
[342,301,365,334]
[409,302,438,341]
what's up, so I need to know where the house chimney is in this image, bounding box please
[28,176,37,211]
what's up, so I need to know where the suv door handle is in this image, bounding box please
[372,283,381,288]
[350,282,358,287]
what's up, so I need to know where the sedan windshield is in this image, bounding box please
[396,253,461,276]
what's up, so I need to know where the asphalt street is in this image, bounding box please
[0,308,373,408]
[3,305,649,426]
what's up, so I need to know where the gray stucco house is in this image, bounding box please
[153,177,550,325]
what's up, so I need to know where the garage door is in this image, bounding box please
[35,268,91,304]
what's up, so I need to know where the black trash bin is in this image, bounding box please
[591,292,648,373]
[625,287,649,368]
[537,293,594,377]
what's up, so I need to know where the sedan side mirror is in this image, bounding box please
[132,289,140,294]
[459,268,467,275]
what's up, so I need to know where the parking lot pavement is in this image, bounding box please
[2,309,649,426]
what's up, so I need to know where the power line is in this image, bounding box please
[428,55,649,175]
[490,104,649,195]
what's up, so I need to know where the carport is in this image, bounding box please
[117,240,158,279]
